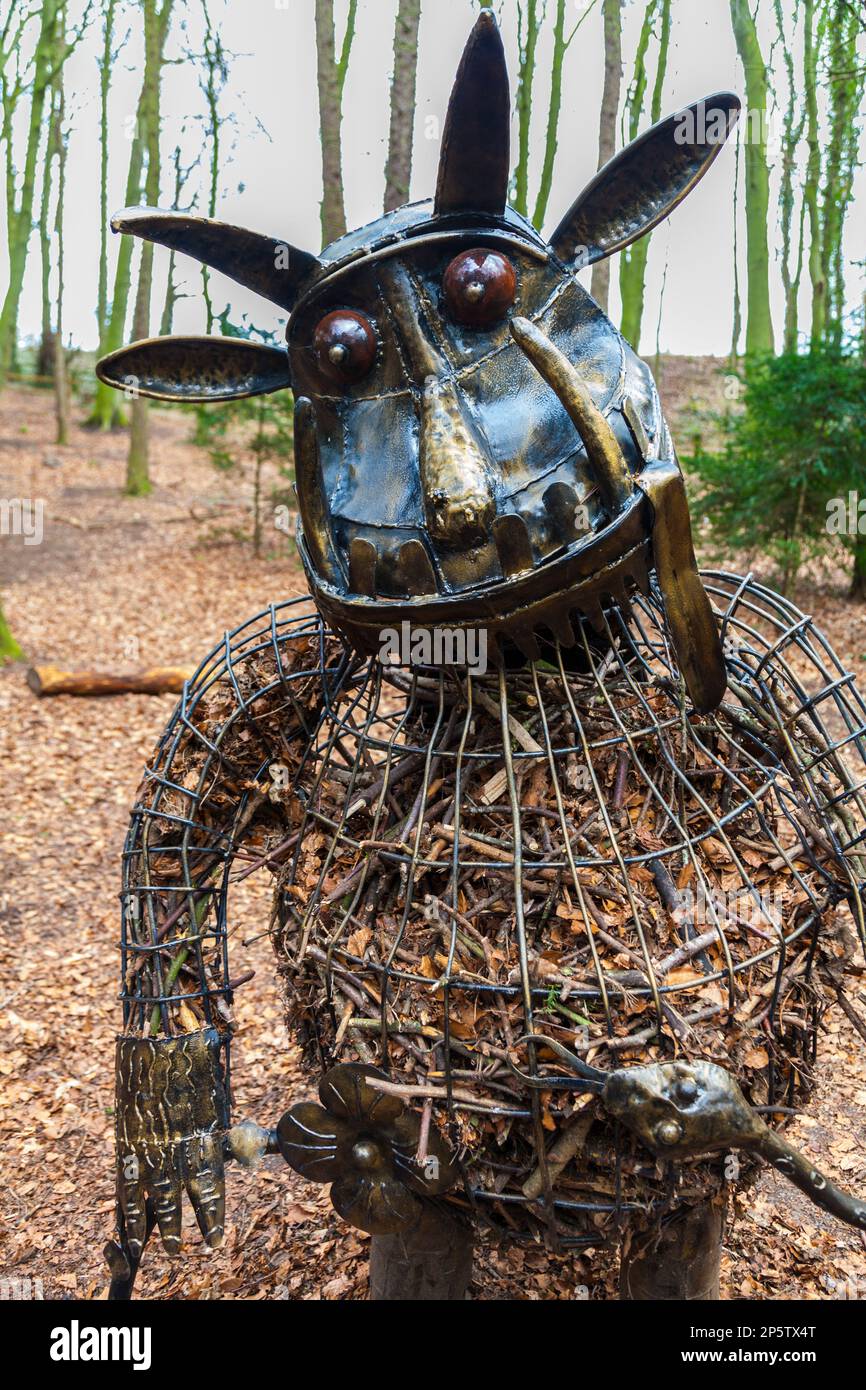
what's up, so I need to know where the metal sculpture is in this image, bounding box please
[98,13,866,1301]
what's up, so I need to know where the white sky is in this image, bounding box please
[4,0,865,356]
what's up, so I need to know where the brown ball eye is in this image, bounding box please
[312,309,376,386]
[443,248,516,327]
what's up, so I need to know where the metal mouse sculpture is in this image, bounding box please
[99,14,866,1302]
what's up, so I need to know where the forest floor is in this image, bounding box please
[1,369,865,1302]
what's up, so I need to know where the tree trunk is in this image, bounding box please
[532,0,567,230]
[369,1204,473,1301]
[804,0,826,347]
[159,146,190,336]
[53,62,69,446]
[730,0,774,355]
[0,0,62,383]
[96,0,117,347]
[383,0,421,213]
[774,0,805,354]
[38,84,58,380]
[89,72,147,428]
[126,0,173,497]
[820,2,863,348]
[199,4,226,333]
[513,0,541,219]
[850,539,866,600]
[315,0,354,244]
[619,0,671,350]
[730,122,742,362]
[590,0,622,312]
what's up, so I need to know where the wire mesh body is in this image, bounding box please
[119,574,866,1249]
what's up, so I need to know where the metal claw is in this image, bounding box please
[508,1033,607,1092]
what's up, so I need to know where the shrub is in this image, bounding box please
[690,348,866,596]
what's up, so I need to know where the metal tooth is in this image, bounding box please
[395,539,438,596]
[543,482,584,543]
[348,537,378,596]
[512,628,542,661]
[294,398,341,586]
[574,588,607,632]
[628,549,652,595]
[622,395,652,462]
[492,513,534,577]
[547,604,577,648]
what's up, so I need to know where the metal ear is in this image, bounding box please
[95,336,292,403]
[433,11,510,217]
[548,92,740,267]
[111,207,320,312]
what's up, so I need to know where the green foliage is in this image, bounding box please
[191,310,294,554]
[0,599,23,664]
[690,348,866,595]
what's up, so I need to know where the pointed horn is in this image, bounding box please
[549,92,740,266]
[111,208,320,312]
[510,317,633,514]
[95,336,291,403]
[434,12,510,217]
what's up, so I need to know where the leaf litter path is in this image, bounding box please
[0,384,864,1301]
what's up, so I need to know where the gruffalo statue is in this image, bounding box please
[98,13,866,1302]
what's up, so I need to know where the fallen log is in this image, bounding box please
[27,664,194,697]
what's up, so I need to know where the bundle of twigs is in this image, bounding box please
[274,641,850,1241]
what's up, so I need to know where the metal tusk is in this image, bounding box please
[509,316,634,514]
[294,397,343,587]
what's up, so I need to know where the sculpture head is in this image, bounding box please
[97,12,738,710]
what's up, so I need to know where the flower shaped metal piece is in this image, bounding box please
[276,1063,457,1235]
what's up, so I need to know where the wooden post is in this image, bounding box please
[369,1203,473,1301]
[619,1198,725,1301]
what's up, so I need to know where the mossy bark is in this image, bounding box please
[125,0,173,497]
[383,0,421,214]
[619,0,671,351]
[729,0,774,356]
[0,2,63,383]
[0,599,22,664]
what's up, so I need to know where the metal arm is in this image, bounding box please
[108,600,348,1297]
[515,1045,866,1232]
